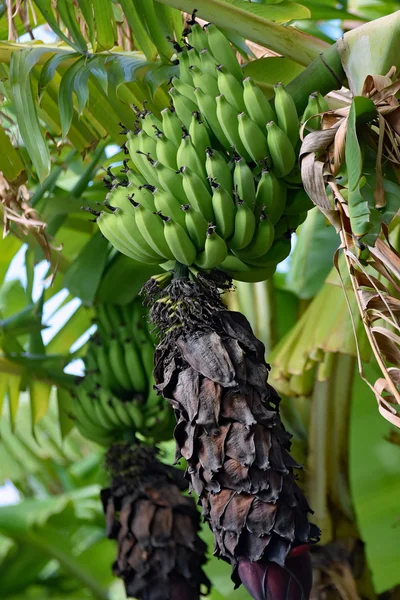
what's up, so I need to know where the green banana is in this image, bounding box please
[97,211,153,264]
[234,209,275,259]
[216,95,250,159]
[187,20,208,52]
[126,131,157,187]
[123,336,147,393]
[193,87,230,148]
[245,236,292,267]
[168,87,197,129]
[205,147,232,192]
[205,23,243,81]
[190,65,220,98]
[266,121,296,178]
[243,77,276,129]
[74,398,113,446]
[128,184,156,212]
[154,188,186,228]
[177,49,193,85]
[163,217,197,266]
[110,396,132,428]
[176,134,206,179]
[171,76,197,104]
[238,112,269,164]
[180,166,214,222]
[131,301,154,382]
[182,204,208,250]
[153,161,187,204]
[98,388,124,429]
[93,340,122,391]
[91,395,113,430]
[136,130,160,187]
[187,46,202,70]
[141,111,162,138]
[233,155,256,209]
[301,92,321,131]
[96,305,113,337]
[255,167,287,224]
[273,83,299,146]
[220,261,276,283]
[105,304,122,332]
[133,204,174,260]
[200,48,219,78]
[211,182,236,239]
[189,111,211,161]
[195,225,228,269]
[109,335,132,391]
[155,129,178,170]
[125,400,144,429]
[216,64,245,113]
[228,196,256,250]
[161,107,182,147]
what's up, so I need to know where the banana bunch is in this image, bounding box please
[88,17,315,282]
[73,297,173,446]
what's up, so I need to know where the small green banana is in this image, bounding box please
[301,92,321,131]
[177,49,193,85]
[216,64,245,113]
[109,336,133,391]
[245,236,292,267]
[266,121,296,178]
[234,209,275,259]
[216,95,250,159]
[190,64,220,98]
[161,107,182,147]
[154,188,187,229]
[195,224,228,270]
[171,76,197,104]
[187,46,202,70]
[129,185,156,212]
[168,87,197,129]
[187,20,209,52]
[141,111,162,138]
[243,77,276,129]
[153,161,187,204]
[189,111,211,161]
[233,155,256,209]
[163,217,197,266]
[176,134,206,180]
[182,204,208,250]
[205,23,243,81]
[211,181,236,239]
[123,336,147,393]
[205,147,232,193]
[180,166,214,222]
[133,203,175,260]
[273,83,299,147]
[255,167,287,224]
[238,112,269,164]
[228,195,256,250]
[193,87,230,148]
[155,129,178,170]
[200,48,219,78]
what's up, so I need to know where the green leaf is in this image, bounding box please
[59,56,86,138]
[29,380,51,425]
[286,208,339,299]
[57,387,75,439]
[38,51,78,96]
[118,0,158,61]
[346,98,363,192]
[0,236,22,286]
[0,123,24,181]
[92,0,117,50]
[156,0,327,66]
[10,48,52,182]
[63,232,110,305]
[33,0,87,52]
[7,374,22,430]
[243,56,305,96]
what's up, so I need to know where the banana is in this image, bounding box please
[211,182,236,239]
[187,46,202,70]
[154,188,186,228]
[141,111,162,138]
[205,23,243,81]
[284,188,313,215]
[98,388,124,429]
[110,396,132,428]
[195,225,228,270]
[74,398,113,446]
[161,107,182,147]
[180,166,214,222]
[273,83,299,146]
[233,155,256,209]
[163,217,197,266]
[189,111,211,160]
[200,48,219,78]
[216,95,251,160]
[234,209,275,259]
[301,92,321,131]
[97,211,155,264]
[187,20,208,52]
[171,76,197,104]
[123,336,147,393]
[176,134,207,180]
[125,400,144,429]
[96,305,113,337]
[221,263,276,283]
[126,131,155,185]
[245,236,292,267]
[243,77,276,129]
[190,65,220,98]
[91,394,114,430]
[133,204,175,260]
[216,64,245,113]
[93,340,121,391]
[126,168,145,187]
[168,87,197,129]
[130,185,156,212]
[193,87,230,148]
[228,196,256,250]
[205,147,232,192]
[131,301,154,382]
[136,130,160,187]
[177,49,193,85]
[155,129,178,170]
[153,161,187,204]
[266,121,296,178]
[255,167,287,224]
[273,217,289,240]
[105,304,122,332]
[238,112,269,164]
[109,335,133,391]
[182,204,208,250]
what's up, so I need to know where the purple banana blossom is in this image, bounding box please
[238,545,313,600]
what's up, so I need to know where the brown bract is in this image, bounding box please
[147,276,319,587]
[101,444,210,600]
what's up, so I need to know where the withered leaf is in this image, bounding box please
[273,501,295,542]
[221,391,256,427]
[151,507,173,547]
[209,488,234,526]
[239,530,271,562]
[225,422,256,467]
[221,311,266,359]
[177,332,236,386]
[130,500,156,542]
[198,424,229,473]
[174,367,200,422]
[254,425,271,470]
[197,377,221,432]
[221,493,254,533]
[217,458,250,490]
[246,498,277,536]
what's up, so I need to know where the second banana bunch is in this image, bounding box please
[88,16,321,282]
[73,297,173,446]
